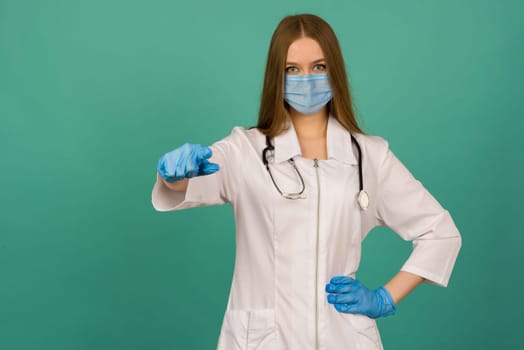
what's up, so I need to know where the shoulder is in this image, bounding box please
[215,125,264,148]
[216,125,261,140]
[209,125,264,157]
[351,132,391,161]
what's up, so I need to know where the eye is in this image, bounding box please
[313,63,327,71]
[285,66,299,74]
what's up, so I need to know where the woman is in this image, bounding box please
[152,14,461,350]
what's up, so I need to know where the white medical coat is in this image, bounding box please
[152,116,462,350]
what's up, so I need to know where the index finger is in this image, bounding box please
[329,276,356,285]
[196,145,212,160]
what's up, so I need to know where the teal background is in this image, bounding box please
[1,0,522,349]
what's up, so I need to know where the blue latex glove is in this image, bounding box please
[325,276,397,319]
[157,143,219,183]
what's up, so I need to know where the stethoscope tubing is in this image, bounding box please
[262,133,368,209]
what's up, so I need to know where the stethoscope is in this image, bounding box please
[261,134,369,210]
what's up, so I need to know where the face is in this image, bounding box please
[285,37,327,76]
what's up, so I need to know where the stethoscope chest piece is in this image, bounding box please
[357,190,369,210]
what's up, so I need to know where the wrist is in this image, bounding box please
[376,286,397,317]
[158,173,189,191]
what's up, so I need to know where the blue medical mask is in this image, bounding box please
[284,73,333,115]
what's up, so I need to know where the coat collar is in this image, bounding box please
[273,116,358,165]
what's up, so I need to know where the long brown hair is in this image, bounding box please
[256,14,364,136]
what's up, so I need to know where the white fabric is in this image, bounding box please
[152,116,462,350]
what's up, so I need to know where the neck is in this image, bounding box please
[290,108,329,140]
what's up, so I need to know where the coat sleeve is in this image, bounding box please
[375,138,462,287]
[151,127,243,212]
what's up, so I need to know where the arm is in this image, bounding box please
[152,127,242,212]
[326,138,461,318]
[375,143,462,288]
[384,271,424,304]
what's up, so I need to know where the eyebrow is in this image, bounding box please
[285,58,326,65]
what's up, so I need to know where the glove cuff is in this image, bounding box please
[377,286,397,317]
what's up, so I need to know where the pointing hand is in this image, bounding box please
[157,143,219,183]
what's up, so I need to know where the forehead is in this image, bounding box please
[286,37,325,62]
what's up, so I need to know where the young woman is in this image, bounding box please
[152,13,461,350]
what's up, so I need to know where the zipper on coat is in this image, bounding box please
[313,159,321,350]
